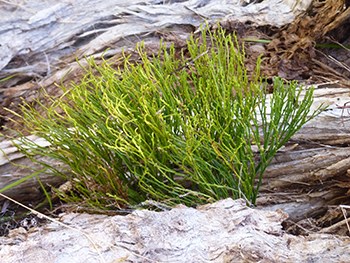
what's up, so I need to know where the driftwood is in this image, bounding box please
[1,198,350,263]
[255,86,350,232]
[0,136,68,204]
[0,0,307,86]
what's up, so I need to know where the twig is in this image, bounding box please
[340,205,350,235]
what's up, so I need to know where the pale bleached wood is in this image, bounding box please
[1,198,350,263]
[256,86,350,221]
[0,0,311,88]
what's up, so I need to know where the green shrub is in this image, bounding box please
[13,26,322,209]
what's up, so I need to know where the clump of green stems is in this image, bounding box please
[12,26,322,209]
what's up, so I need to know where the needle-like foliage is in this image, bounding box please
[13,26,322,209]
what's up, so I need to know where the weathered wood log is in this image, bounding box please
[0,156,67,204]
[0,136,68,204]
[0,0,308,86]
[2,198,350,263]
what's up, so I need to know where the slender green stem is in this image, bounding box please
[9,25,324,209]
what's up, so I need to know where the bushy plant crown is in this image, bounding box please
[13,26,322,209]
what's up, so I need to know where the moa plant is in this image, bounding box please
[10,26,323,210]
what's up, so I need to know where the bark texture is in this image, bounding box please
[1,199,350,263]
